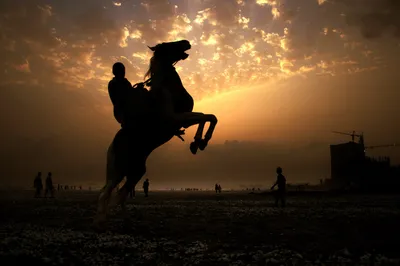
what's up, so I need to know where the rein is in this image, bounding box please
[132,61,177,89]
[132,78,151,89]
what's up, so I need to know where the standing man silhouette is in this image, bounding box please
[33,172,43,198]
[44,172,54,198]
[143,178,150,197]
[271,167,287,207]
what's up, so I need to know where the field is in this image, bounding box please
[1,190,400,265]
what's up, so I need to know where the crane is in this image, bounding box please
[332,131,364,145]
[365,143,397,150]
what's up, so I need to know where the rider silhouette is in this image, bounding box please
[108,62,133,127]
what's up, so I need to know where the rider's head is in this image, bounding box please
[112,62,125,78]
[276,167,282,174]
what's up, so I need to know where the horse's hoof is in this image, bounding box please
[115,194,123,206]
[190,141,199,155]
[93,217,107,232]
[198,139,208,151]
[123,214,132,224]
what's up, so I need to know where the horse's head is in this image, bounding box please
[147,40,191,65]
[144,40,194,114]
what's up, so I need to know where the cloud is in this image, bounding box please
[1,0,391,96]
[341,0,400,39]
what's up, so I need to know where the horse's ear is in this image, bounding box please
[148,46,156,51]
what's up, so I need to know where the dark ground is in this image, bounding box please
[1,190,400,265]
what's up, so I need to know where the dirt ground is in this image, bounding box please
[0,190,400,265]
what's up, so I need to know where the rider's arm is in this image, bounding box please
[126,79,133,88]
[271,179,278,189]
[108,80,119,106]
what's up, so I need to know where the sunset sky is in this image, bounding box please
[1,0,400,189]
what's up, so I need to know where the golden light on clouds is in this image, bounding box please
[256,0,280,19]
[0,0,390,103]
[14,60,31,73]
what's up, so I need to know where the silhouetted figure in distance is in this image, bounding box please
[271,167,286,207]
[215,183,219,193]
[129,186,135,198]
[218,184,222,193]
[143,178,150,197]
[33,172,43,198]
[44,172,54,198]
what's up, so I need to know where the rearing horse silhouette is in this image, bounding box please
[94,40,218,227]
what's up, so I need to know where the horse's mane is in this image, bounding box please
[144,56,156,81]
[144,55,180,91]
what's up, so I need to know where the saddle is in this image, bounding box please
[130,81,186,142]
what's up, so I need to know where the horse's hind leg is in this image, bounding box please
[94,144,123,229]
[116,162,147,220]
[95,180,113,224]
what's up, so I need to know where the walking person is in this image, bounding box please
[33,172,43,198]
[44,172,54,198]
[143,179,150,197]
[271,167,287,207]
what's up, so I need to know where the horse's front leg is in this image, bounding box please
[190,120,206,154]
[176,112,206,154]
[203,114,218,142]
[173,112,218,154]
[197,114,218,151]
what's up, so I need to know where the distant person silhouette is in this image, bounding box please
[143,178,150,197]
[129,185,135,198]
[44,172,54,198]
[108,62,133,127]
[33,172,43,198]
[215,183,219,193]
[271,167,286,207]
[218,184,222,193]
